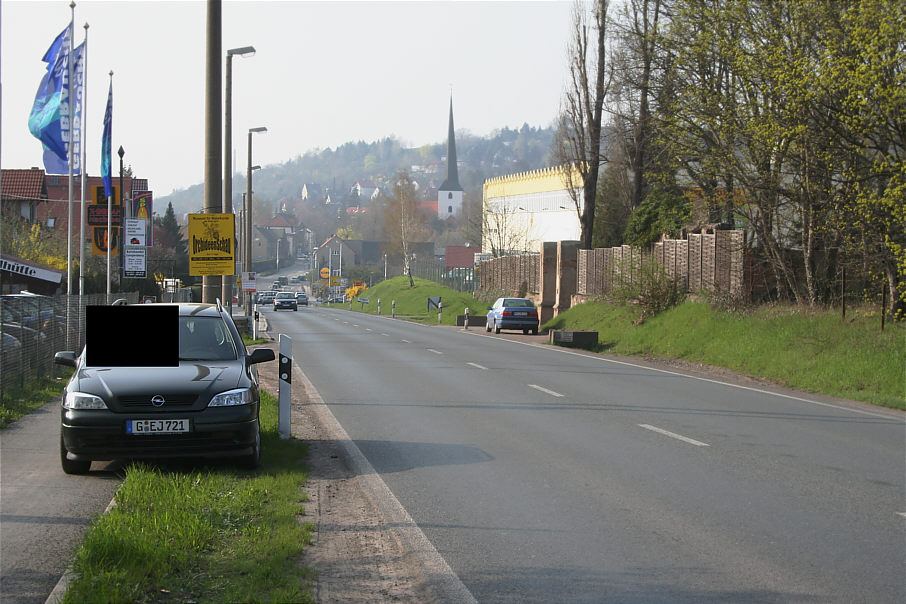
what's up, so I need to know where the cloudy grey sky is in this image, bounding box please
[2,0,573,197]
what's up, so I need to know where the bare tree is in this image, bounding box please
[382,170,427,287]
[553,0,612,249]
[482,199,534,257]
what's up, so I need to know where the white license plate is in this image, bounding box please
[127,419,190,434]
[515,311,527,316]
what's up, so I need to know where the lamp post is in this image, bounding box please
[223,46,255,311]
[245,127,266,316]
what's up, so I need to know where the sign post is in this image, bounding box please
[278,334,292,439]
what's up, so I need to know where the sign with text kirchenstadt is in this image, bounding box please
[188,214,235,276]
[124,245,147,278]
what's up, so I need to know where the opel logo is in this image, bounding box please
[151,395,166,408]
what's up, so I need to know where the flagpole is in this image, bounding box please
[79,22,88,297]
[107,71,113,302]
[79,22,88,348]
[67,1,75,297]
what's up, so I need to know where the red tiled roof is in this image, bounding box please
[1,168,47,201]
[261,214,295,228]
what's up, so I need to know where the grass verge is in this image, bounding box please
[545,300,905,410]
[61,389,314,603]
[326,275,485,325]
[0,370,72,428]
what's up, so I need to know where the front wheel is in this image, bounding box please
[60,432,90,475]
[495,322,501,334]
[239,425,261,470]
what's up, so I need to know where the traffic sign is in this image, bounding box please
[319,266,330,279]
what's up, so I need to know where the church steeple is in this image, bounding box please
[439,96,463,192]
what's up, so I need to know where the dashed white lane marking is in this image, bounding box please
[897,513,906,519]
[639,424,710,447]
[365,328,373,332]
[382,333,390,337]
[427,348,443,355]
[401,339,410,343]
[467,362,488,370]
[528,384,564,397]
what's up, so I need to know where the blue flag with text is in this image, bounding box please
[101,80,113,197]
[28,22,84,175]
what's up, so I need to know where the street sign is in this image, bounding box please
[319,266,330,279]
[124,245,147,278]
[242,271,257,292]
[125,218,147,246]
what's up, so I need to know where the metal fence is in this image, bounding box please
[1,292,139,397]
[407,258,477,293]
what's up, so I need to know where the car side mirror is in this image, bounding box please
[487,306,493,310]
[247,348,275,365]
[54,351,77,367]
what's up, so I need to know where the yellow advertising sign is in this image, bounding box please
[188,213,235,276]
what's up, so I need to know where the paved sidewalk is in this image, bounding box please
[0,402,121,604]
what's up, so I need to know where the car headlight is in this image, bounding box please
[208,388,254,407]
[64,391,108,410]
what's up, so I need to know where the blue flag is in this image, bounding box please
[29,22,83,175]
[101,80,113,197]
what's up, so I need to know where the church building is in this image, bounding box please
[437,97,464,219]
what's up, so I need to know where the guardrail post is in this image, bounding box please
[278,334,292,439]
[253,304,259,339]
[378,298,382,315]
[392,300,396,318]
[464,307,469,330]
[438,302,443,325]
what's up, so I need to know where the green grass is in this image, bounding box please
[61,390,314,603]
[545,300,905,410]
[0,369,72,428]
[329,276,487,325]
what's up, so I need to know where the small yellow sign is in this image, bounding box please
[188,213,235,276]
[319,266,330,279]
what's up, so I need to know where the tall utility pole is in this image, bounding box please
[202,0,222,304]
[223,45,255,311]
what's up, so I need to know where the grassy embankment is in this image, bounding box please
[60,389,314,603]
[332,276,905,410]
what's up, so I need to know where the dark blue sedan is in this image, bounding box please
[486,297,540,335]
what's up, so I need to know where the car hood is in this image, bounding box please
[72,361,247,411]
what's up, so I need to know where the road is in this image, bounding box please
[265,301,905,604]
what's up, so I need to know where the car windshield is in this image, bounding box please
[504,299,534,308]
[178,317,237,361]
[276,292,294,299]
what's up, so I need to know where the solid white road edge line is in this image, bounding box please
[471,332,901,421]
[639,423,710,447]
[528,384,564,397]
[292,362,479,604]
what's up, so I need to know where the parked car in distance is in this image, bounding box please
[273,291,297,311]
[486,297,540,335]
[294,291,308,306]
[276,276,288,286]
[53,302,275,474]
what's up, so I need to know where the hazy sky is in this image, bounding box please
[2,0,574,197]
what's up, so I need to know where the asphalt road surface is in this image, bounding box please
[266,301,905,604]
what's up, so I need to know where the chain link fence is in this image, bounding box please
[1,292,139,397]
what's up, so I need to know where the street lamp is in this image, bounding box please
[245,127,266,316]
[223,45,255,311]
